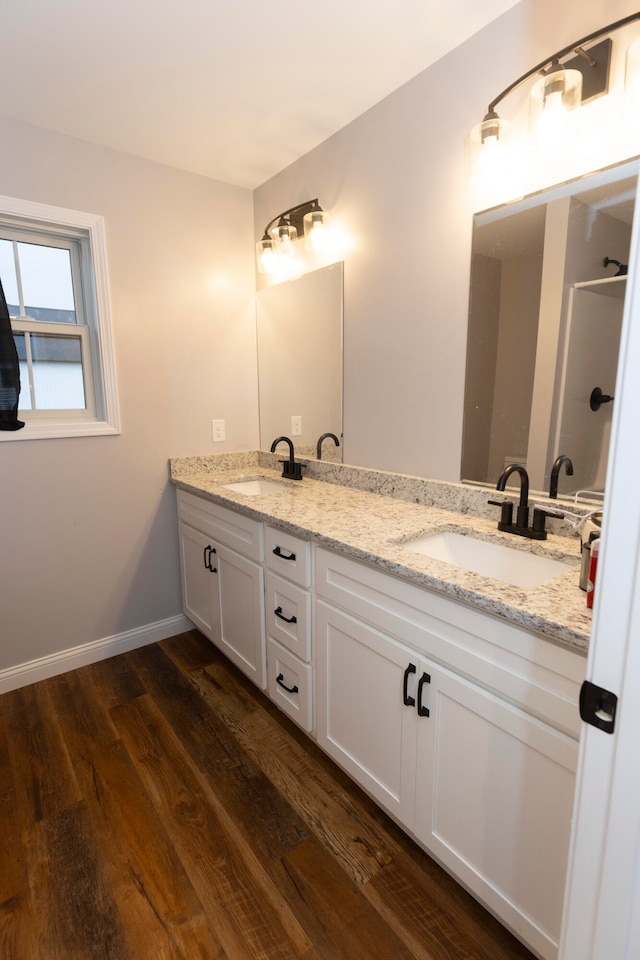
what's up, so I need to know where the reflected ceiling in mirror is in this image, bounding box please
[256,263,343,459]
[462,159,638,501]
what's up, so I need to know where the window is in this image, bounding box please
[0,195,120,440]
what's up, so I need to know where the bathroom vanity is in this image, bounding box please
[170,452,590,960]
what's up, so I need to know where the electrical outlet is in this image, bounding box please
[291,415,302,436]
[212,419,226,442]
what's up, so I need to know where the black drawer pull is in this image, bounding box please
[273,545,296,562]
[403,663,416,706]
[276,673,299,694]
[203,545,217,572]
[275,606,297,624]
[417,672,431,717]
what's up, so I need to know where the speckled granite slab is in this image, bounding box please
[169,451,592,652]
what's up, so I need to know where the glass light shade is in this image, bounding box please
[530,64,582,140]
[256,237,277,274]
[468,113,510,176]
[303,209,329,252]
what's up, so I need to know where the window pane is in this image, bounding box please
[12,334,32,410]
[31,334,86,409]
[0,239,20,316]
[18,242,77,323]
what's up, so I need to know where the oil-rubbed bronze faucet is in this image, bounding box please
[316,432,340,460]
[549,454,574,499]
[497,463,530,530]
[270,436,303,480]
[489,463,562,540]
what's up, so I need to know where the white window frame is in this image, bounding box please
[0,195,120,440]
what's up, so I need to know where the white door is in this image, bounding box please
[215,542,266,690]
[315,600,418,826]
[559,175,640,959]
[415,660,577,960]
[554,282,624,492]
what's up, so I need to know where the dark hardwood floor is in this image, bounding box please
[0,630,536,959]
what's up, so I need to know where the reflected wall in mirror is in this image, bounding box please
[462,159,637,500]
[256,263,343,458]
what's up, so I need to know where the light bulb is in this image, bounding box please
[279,234,294,257]
[539,89,567,139]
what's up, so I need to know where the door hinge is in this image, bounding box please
[579,680,618,734]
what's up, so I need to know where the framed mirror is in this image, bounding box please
[256,262,343,458]
[462,159,638,500]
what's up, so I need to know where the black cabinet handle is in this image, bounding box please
[203,545,217,572]
[403,663,417,706]
[273,545,296,562]
[275,606,297,624]
[276,673,299,694]
[417,672,431,717]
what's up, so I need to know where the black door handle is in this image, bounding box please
[403,663,416,706]
[276,673,299,694]
[590,386,614,411]
[275,606,297,624]
[417,672,431,717]
[579,680,618,733]
[203,545,217,572]
[273,545,296,561]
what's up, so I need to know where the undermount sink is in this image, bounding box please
[401,530,572,588]
[223,478,290,496]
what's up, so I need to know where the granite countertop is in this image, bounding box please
[170,453,593,654]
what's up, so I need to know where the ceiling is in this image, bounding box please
[0,0,521,189]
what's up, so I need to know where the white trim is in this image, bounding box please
[0,419,121,441]
[0,193,121,440]
[0,193,106,231]
[0,614,193,694]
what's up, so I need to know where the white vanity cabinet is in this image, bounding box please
[315,547,585,960]
[264,525,314,732]
[176,490,266,688]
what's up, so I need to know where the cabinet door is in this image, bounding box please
[215,542,266,690]
[177,521,220,641]
[414,663,577,960]
[315,600,418,826]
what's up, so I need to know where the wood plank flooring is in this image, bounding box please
[0,630,537,959]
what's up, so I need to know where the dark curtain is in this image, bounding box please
[0,277,24,431]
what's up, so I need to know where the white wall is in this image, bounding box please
[0,115,257,674]
[253,0,640,480]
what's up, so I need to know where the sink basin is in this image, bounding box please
[223,478,289,496]
[401,531,572,588]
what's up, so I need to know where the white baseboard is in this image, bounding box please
[0,614,193,694]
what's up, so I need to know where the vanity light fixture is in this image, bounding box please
[256,199,328,274]
[472,12,640,159]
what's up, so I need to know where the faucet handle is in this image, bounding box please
[532,506,564,537]
[488,499,513,527]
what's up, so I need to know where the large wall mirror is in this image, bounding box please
[462,158,638,500]
[256,262,343,458]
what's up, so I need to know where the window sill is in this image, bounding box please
[0,419,121,441]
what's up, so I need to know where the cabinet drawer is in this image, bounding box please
[267,638,313,732]
[315,547,586,739]
[176,489,263,561]
[265,571,312,661]
[265,526,311,586]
